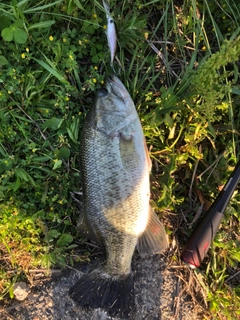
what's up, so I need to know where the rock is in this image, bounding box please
[13,282,30,301]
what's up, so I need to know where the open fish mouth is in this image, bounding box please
[104,75,130,101]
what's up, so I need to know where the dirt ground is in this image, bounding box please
[0,241,208,320]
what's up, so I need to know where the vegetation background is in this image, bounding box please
[0,0,239,319]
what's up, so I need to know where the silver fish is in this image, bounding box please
[103,0,117,66]
[69,75,168,318]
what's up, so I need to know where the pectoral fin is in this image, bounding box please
[137,205,168,256]
[143,138,152,172]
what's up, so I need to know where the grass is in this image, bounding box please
[0,0,239,318]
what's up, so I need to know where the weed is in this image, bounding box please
[0,0,239,318]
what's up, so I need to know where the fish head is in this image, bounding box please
[90,75,137,135]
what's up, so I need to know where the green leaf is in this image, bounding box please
[67,0,74,14]
[53,159,62,170]
[32,57,69,85]
[0,191,4,200]
[66,117,80,144]
[23,0,62,13]
[0,14,12,30]
[55,147,70,160]
[231,86,240,95]
[13,176,21,192]
[9,286,14,299]
[13,28,28,44]
[42,117,63,130]
[28,20,55,30]
[0,55,9,65]
[90,46,96,56]
[46,229,60,240]
[2,27,14,41]
[14,168,36,187]
[74,0,84,10]
[15,168,30,181]
[57,233,73,247]
[92,55,99,63]
[31,156,50,162]
[0,146,7,156]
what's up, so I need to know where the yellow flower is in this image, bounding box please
[65,96,69,101]
[58,200,63,205]
[63,38,67,43]
[93,13,97,19]
[92,78,97,83]
[103,25,107,30]
[94,66,98,70]
[49,35,54,41]
[69,54,74,60]
[21,53,26,59]
[26,48,29,52]
[144,32,149,40]
[202,46,206,51]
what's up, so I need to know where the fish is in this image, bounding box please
[69,75,168,318]
[103,0,117,66]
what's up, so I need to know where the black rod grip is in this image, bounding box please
[181,160,240,268]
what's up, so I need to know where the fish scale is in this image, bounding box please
[81,122,148,247]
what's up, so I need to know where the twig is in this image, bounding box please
[146,40,179,78]
[173,278,180,319]
[188,203,204,228]
[6,269,61,275]
[150,40,196,51]
[70,191,83,210]
[188,158,200,210]
[197,152,225,180]
[0,299,32,313]
[225,270,240,283]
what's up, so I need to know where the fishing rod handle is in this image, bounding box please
[181,160,240,268]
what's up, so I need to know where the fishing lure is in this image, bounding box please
[102,0,117,67]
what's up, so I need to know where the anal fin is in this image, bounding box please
[137,205,168,256]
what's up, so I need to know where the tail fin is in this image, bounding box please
[137,206,168,256]
[69,270,135,318]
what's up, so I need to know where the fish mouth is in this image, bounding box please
[105,75,129,100]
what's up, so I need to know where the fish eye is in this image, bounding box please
[110,19,114,23]
[97,88,108,97]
